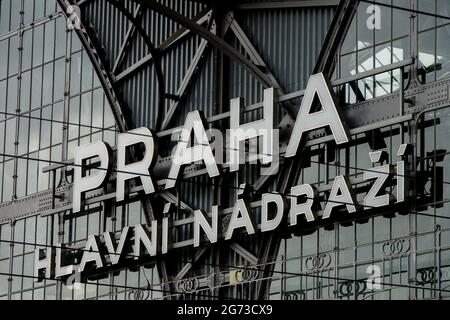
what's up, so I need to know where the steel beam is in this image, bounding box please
[114,9,212,83]
[228,243,258,265]
[175,246,210,280]
[102,0,166,131]
[111,4,143,74]
[228,13,297,117]
[57,0,129,128]
[57,0,174,298]
[161,24,214,130]
[129,0,274,88]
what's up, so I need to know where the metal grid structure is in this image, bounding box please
[0,0,450,300]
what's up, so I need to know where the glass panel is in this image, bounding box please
[0,80,6,120]
[0,224,11,259]
[436,24,450,80]
[22,253,34,290]
[0,0,11,34]
[31,67,43,109]
[7,77,17,114]
[55,18,66,59]
[54,58,65,102]
[41,106,52,149]
[44,20,55,63]
[418,29,436,83]
[392,1,410,39]
[392,37,409,63]
[42,63,54,106]
[29,110,40,153]
[418,0,435,32]
[38,149,50,192]
[81,50,93,91]
[80,92,92,137]
[27,152,38,195]
[13,219,25,256]
[357,2,374,50]
[16,159,27,198]
[11,255,23,292]
[34,0,45,21]
[0,40,7,80]
[9,0,20,31]
[437,0,450,27]
[22,31,33,71]
[20,71,31,112]
[69,96,80,141]
[33,26,44,67]
[0,259,9,295]
[24,0,34,25]
[52,102,63,145]
[5,118,15,156]
[375,0,392,44]
[70,52,82,95]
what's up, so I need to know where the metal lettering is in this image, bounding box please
[116,128,157,201]
[286,73,350,158]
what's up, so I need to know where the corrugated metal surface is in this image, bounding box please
[237,7,335,94]
[83,0,137,68]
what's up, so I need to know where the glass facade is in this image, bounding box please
[339,0,410,103]
[267,0,450,300]
[0,0,162,300]
[0,0,449,300]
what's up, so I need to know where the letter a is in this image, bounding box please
[286,73,350,158]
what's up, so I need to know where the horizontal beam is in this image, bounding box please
[332,58,414,87]
[235,0,340,10]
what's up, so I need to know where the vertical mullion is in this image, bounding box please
[7,221,13,300]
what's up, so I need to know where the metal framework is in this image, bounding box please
[1,0,450,300]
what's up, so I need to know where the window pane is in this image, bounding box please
[70,52,81,95]
[374,0,391,44]
[393,1,410,39]
[20,71,31,112]
[29,110,40,153]
[0,80,6,120]
[42,63,54,106]
[55,18,66,59]
[44,20,55,63]
[437,24,450,81]
[33,26,44,67]
[357,2,374,50]
[0,40,7,79]
[54,58,65,102]
[418,30,436,83]
[0,0,11,34]
[22,31,33,71]
[31,67,43,109]
[52,102,63,145]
